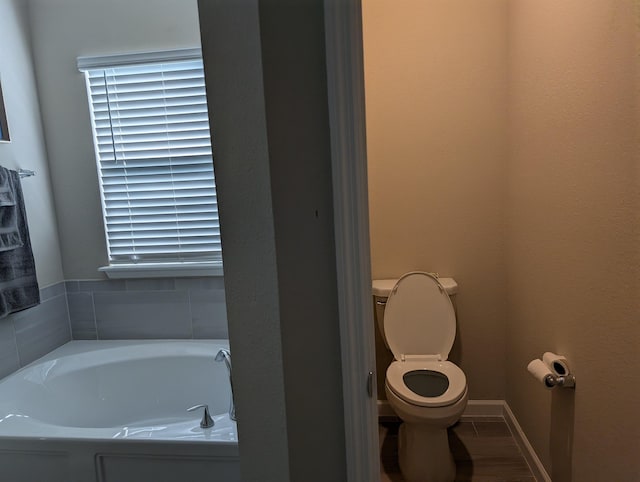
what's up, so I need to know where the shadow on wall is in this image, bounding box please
[550,389,575,482]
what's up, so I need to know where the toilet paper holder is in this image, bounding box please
[543,373,576,389]
[527,355,576,390]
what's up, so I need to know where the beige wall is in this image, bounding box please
[506,1,639,480]
[365,1,639,478]
[362,0,509,399]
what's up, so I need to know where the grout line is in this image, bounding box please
[63,282,73,341]
[187,290,194,339]
[10,316,22,368]
[91,291,99,340]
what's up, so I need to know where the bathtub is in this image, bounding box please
[0,340,240,482]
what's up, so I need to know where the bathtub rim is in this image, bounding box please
[0,339,238,444]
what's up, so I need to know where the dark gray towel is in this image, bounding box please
[0,167,23,252]
[0,167,39,318]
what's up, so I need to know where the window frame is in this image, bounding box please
[78,48,223,278]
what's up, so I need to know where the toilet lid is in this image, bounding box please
[384,272,456,360]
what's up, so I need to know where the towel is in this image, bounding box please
[0,166,39,318]
[0,167,23,252]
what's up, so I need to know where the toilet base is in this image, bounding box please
[385,375,467,482]
[398,422,456,482]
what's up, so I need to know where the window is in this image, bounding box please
[78,49,221,276]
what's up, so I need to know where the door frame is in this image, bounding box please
[324,1,380,481]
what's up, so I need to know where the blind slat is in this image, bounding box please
[84,55,220,265]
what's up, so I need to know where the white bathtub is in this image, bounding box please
[0,340,240,482]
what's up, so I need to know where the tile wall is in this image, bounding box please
[0,277,228,380]
[66,277,228,340]
[0,282,71,379]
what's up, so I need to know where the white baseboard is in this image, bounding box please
[377,399,551,482]
[461,399,505,418]
[502,401,552,482]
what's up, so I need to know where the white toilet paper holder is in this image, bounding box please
[543,373,576,389]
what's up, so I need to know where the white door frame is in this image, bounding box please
[324,1,380,481]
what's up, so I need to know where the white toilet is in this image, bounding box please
[373,272,468,482]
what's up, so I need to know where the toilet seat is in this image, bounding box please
[383,272,467,408]
[386,359,467,408]
[383,272,456,361]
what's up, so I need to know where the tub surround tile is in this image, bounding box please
[67,292,97,340]
[125,278,176,291]
[0,322,20,380]
[72,330,98,341]
[39,281,66,302]
[94,290,192,339]
[0,276,229,379]
[189,289,228,339]
[175,276,225,290]
[12,295,71,366]
[78,279,127,292]
[70,277,229,341]
[65,280,80,292]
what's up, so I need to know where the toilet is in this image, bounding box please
[373,272,468,482]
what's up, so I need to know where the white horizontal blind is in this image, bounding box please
[82,55,220,265]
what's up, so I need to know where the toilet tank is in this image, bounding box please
[371,276,458,401]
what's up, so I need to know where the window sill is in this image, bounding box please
[99,262,224,279]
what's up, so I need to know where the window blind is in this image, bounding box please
[81,54,220,265]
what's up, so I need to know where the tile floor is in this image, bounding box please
[379,417,536,482]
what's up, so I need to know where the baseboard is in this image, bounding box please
[377,399,551,482]
[462,399,505,418]
[502,402,552,482]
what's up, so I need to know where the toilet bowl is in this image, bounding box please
[374,272,468,482]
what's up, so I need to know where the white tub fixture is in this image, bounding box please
[0,340,240,482]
